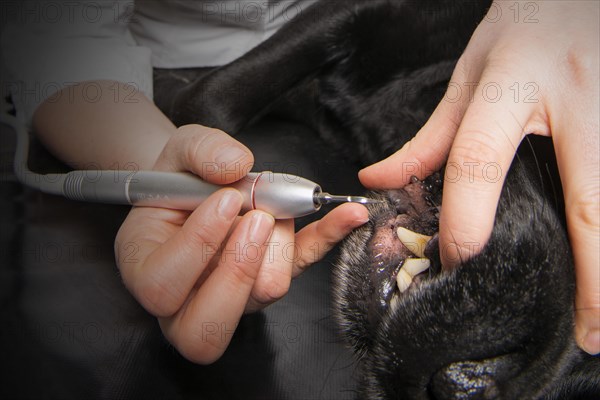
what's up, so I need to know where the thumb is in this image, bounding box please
[359,66,471,189]
[154,124,254,184]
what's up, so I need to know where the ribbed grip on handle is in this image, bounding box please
[62,170,130,203]
[62,171,85,201]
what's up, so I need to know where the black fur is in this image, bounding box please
[156,0,600,398]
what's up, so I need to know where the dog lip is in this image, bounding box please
[365,204,406,331]
[364,174,443,329]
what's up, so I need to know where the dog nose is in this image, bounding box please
[429,360,500,400]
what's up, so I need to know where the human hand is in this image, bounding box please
[359,1,599,354]
[114,125,369,363]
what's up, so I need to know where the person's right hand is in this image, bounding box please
[114,125,368,364]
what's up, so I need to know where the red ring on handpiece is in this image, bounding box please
[250,171,265,211]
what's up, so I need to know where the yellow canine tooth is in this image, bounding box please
[402,258,430,277]
[396,227,432,258]
[396,258,431,294]
[396,269,412,293]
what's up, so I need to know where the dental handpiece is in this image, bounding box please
[57,170,379,219]
[1,99,377,218]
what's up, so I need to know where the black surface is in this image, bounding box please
[0,118,366,399]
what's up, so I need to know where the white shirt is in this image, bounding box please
[1,0,316,125]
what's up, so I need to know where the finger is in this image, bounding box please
[245,218,295,311]
[119,189,243,317]
[439,70,545,268]
[292,203,369,276]
[155,124,254,184]
[574,229,600,355]
[159,210,275,364]
[359,57,472,189]
[553,114,600,355]
[245,204,369,312]
[359,99,461,188]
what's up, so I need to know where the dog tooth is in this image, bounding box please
[390,292,400,311]
[396,227,432,258]
[396,269,412,293]
[402,258,430,277]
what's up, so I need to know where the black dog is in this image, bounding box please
[156,1,600,398]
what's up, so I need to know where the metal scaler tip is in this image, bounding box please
[315,192,382,205]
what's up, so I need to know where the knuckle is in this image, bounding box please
[568,187,600,229]
[226,258,261,288]
[441,239,484,266]
[185,129,217,168]
[114,230,134,270]
[402,139,430,175]
[454,129,501,162]
[252,276,290,305]
[483,52,510,75]
[483,46,524,78]
[563,47,597,89]
[455,53,468,72]
[441,107,462,134]
[296,242,329,269]
[185,223,222,255]
[169,328,226,365]
[576,297,600,314]
[447,131,504,185]
[155,126,214,171]
[451,53,470,81]
[134,274,182,317]
[440,224,488,266]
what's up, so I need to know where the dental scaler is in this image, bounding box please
[34,167,380,218]
[0,103,378,219]
[57,170,378,218]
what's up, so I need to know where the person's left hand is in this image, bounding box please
[360,0,599,354]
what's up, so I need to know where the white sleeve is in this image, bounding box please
[1,0,153,126]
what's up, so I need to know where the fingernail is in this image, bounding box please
[581,329,600,355]
[248,212,274,244]
[353,217,370,225]
[215,146,249,167]
[217,190,242,219]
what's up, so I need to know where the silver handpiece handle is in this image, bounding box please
[61,170,321,219]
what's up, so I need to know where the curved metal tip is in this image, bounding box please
[314,192,382,205]
[348,196,383,204]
